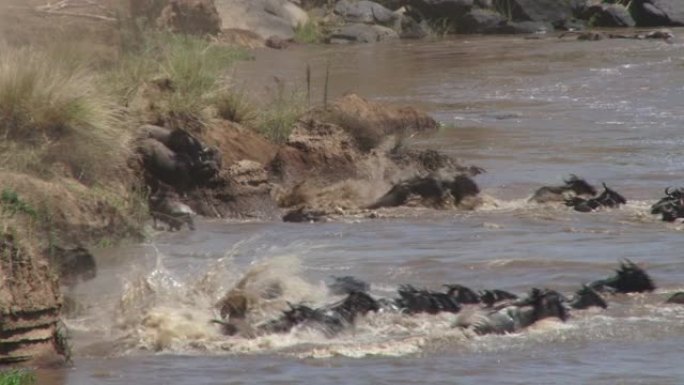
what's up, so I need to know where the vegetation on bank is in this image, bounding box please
[0,20,314,254]
[0,370,36,385]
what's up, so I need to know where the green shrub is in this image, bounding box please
[295,20,323,44]
[0,369,36,385]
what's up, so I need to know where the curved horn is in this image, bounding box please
[666,186,672,196]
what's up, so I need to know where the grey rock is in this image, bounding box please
[329,23,399,43]
[583,4,635,28]
[630,0,684,27]
[334,0,397,25]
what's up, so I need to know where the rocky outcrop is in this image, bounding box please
[629,0,684,27]
[130,0,222,35]
[0,234,65,365]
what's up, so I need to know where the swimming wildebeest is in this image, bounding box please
[282,207,328,223]
[530,174,597,203]
[367,174,479,210]
[454,288,568,335]
[588,260,655,294]
[394,285,462,315]
[567,285,608,310]
[665,292,684,304]
[651,187,684,222]
[149,191,196,231]
[565,183,627,212]
[443,284,518,307]
[327,276,371,295]
[256,291,380,337]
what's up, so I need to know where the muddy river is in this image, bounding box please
[42,32,684,384]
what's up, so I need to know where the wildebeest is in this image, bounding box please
[327,276,371,295]
[149,191,196,231]
[366,174,479,210]
[282,207,328,223]
[394,285,462,315]
[565,183,627,212]
[665,292,684,304]
[651,187,684,222]
[443,284,518,307]
[256,291,380,337]
[530,174,597,203]
[568,284,608,310]
[588,260,655,294]
[137,126,222,190]
[454,288,568,335]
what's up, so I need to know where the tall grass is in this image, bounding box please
[256,80,307,143]
[108,31,250,128]
[0,44,129,185]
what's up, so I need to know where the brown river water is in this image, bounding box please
[41,33,684,384]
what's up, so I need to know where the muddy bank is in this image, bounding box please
[135,92,483,223]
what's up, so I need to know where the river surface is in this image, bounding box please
[43,32,684,384]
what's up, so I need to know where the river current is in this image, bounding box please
[42,32,684,384]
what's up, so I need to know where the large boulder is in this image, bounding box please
[329,23,400,43]
[629,0,684,26]
[131,0,222,35]
[215,0,309,40]
[583,4,635,27]
[334,0,398,25]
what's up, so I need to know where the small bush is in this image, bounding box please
[0,44,129,185]
[295,20,323,44]
[215,89,257,125]
[256,82,307,144]
[0,369,36,385]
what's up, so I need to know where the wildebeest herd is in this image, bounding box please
[280,173,684,223]
[213,260,683,339]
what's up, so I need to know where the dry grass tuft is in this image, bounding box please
[0,44,130,185]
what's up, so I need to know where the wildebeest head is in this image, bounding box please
[444,284,481,304]
[448,174,480,204]
[329,291,379,323]
[612,260,655,293]
[590,260,655,294]
[651,187,684,217]
[569,285,608,310]
[526,288,568,322]
[480,289,519,307]
[328,276,371,296]
[596,183,627,208]
[564,174,597,196]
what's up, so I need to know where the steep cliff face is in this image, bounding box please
[0,234,64,364]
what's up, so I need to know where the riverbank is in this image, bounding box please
[0,0,477,365]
